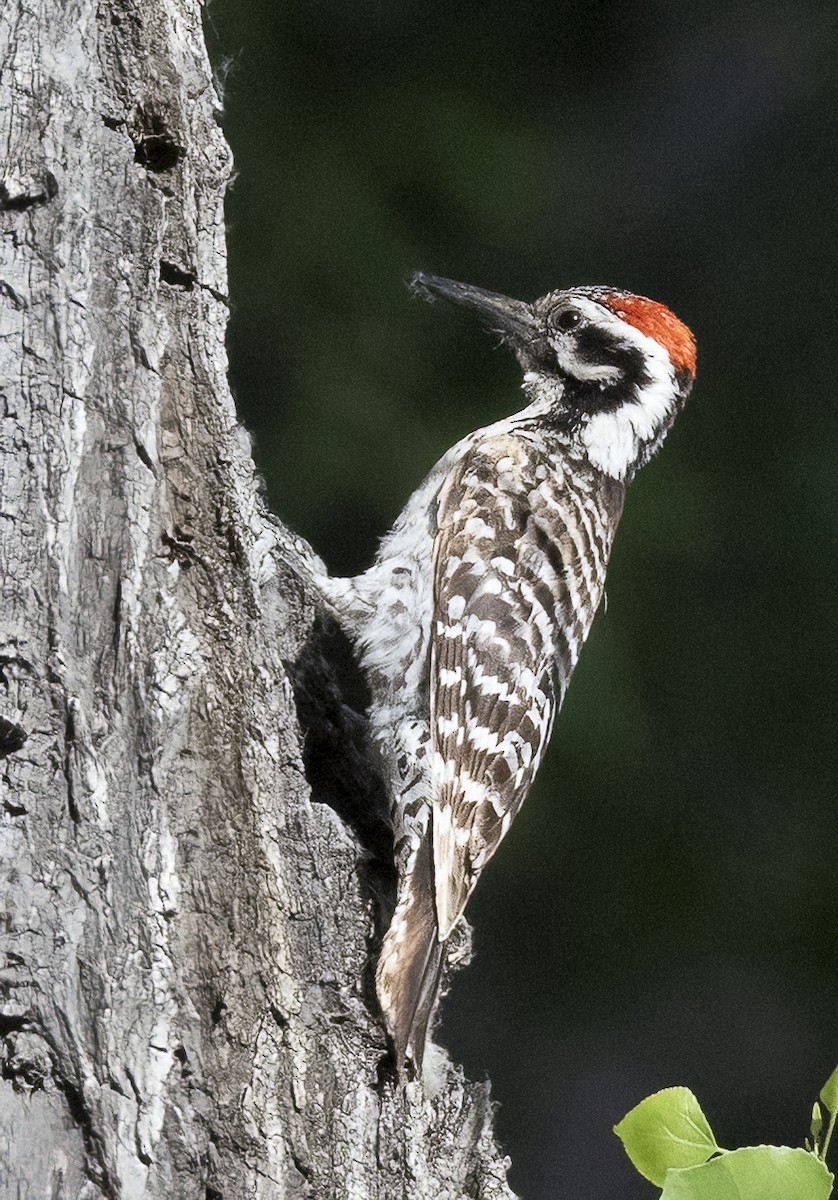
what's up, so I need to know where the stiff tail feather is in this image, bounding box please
[376,834,445,1079]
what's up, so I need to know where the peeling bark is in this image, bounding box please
[0,0,514,1196]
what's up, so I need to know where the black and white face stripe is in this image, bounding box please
[524,292,653,390]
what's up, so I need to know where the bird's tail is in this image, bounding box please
[376,833,445,1080]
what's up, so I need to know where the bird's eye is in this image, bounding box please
[552,307,583,332]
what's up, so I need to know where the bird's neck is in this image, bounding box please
[519,369,665,483]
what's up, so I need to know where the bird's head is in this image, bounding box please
[411,273,696,482]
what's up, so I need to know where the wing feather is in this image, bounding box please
[430,436,569,937]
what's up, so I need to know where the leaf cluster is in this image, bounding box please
[615,1070,838,1198]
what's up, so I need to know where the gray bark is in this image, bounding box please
[0,0,514,1197]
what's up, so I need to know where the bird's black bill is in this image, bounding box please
[410,272,537,346]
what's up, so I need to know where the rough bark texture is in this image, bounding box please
[0,1,514,1197]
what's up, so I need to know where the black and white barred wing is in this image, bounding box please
[430,437,568,939]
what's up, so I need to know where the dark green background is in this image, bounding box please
[205,2,838,1195]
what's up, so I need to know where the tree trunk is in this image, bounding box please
[0,1,513,1196]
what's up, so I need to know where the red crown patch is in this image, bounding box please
[602,294,696,376]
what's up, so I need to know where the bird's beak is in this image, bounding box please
[410,273,538,346]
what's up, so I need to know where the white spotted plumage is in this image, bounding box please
[314,274,695,1078]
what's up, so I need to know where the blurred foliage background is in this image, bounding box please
[205,2,838,1195]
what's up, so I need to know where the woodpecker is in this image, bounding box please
[313,273,695,1079]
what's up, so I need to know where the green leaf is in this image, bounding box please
[614,1087,720,1186]
[821,1067,838,1114]
[661,1146,833,1200]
